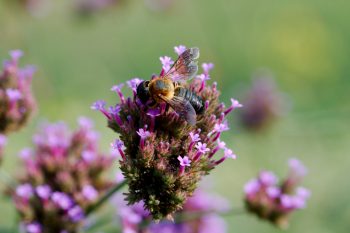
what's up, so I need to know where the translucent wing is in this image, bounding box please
[158,94,197,126]
[162,47,200,82]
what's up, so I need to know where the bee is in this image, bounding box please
[136,47,204,125]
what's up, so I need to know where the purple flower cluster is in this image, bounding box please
[11,117,117,233]
[239,71,289,131]
[0,50,36,134]
[244,158,311,228]
[113,184,230,233]
[74,0,119,15]
[92,45,242,219]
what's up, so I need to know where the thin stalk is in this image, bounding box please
[85,180,127,216]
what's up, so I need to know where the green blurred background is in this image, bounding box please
[1,0,349,232]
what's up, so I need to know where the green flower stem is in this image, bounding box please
[85,180,127,216]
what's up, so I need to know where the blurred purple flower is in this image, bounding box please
[244,158,311,228]
[0,50,36,134]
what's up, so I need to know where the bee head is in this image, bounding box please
[136,81,151,104]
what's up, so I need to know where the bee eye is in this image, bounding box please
[144,81,150,87]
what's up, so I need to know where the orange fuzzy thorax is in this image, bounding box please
[148,77,175,103]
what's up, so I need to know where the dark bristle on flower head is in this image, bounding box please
[92,45,242,220]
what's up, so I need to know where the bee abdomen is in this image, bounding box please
[175,87,204,114]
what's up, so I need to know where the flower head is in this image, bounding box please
[239,74,289,131]
[11,117,116,232]
[244,159,311,228]
[94,46,241,219]
[0,50,36,134]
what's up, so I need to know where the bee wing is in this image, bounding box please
[162,47,200,82]
[158,94,197,126]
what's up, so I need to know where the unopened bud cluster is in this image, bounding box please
[0,50,36,134]
[244,158,311,228]
[92,45,242,219]
[240,73,289,131]
[11,117,117,233]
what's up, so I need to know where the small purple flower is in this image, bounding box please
[280,194,294,209]
[111,139,125,150]
[266,186,281,198]
[68,205,85,222]
[296,187,311,199]
[111,83,124,93]
[109,105,121,115]
[289,158,307,177]
[16,183,33,199]
[244,179,260,196]
[82,185,98,201]
[82,150,96,162]
[126,78,142,92]
[51,192,73,210]
[160,56,174,72]
[224,98,243,115]
[91,100,106,111]
[189,132,200,142]
[213,121,229,133]
[202,63,214,74]
[6,88,22,102]
[111,83,125,103]
[26,222,42,233]
[195,142,210,154]
[224,148,236,159]
[136,128,151,139]
[9,50,24,62]
[78,117,94,130]
[111,139,126,160]
[178,155,191,167]
[178,155,191,175]
[36,185,52,200]
[174,45,187,55]
[230,98,243,109]
[259,171,278,186]
[196,74,211,82]
[217,139,226,149]
[0,134,7,147]
[18,148,33,160]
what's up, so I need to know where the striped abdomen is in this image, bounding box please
[175,87,204,114]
